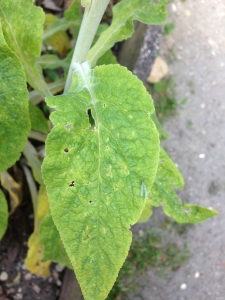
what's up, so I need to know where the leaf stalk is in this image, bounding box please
[64,0,110,93]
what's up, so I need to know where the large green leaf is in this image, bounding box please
[0,189,8,240]
[0,0,51,97]
[88,0,170,66]
[42,63,159,300]
[0,27,30,172]
[39,213,72,269]
[150,148,218,223]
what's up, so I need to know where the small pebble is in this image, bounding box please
[52,269,59,280]
[171,4,177,11]
[180,283,187,290]
[0,271,8,281]
[32,284,40,294]
[55,264,65,272]
[56,279,62,286]
[17,287,22,293]
[201,103,205,108]
[195,271,200,278]
[24,272,32,280]
[199,154,205,159]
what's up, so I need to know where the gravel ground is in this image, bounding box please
[133,1,225,299]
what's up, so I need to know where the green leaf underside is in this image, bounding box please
[88,0,169,66]
[29,102,49,134]
[0,189,8,240]
[0,0,51,97]
[0,27,30,173]
[39,213,72,269]
[150,148,218,223]
[42,64,159,300]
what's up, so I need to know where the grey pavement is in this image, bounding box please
[133,1,225,299]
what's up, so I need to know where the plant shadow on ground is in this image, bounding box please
[107,218,193,300]
[147,77,187,123]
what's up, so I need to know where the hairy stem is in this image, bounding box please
[64,0,110,93]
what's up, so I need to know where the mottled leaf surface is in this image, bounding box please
[39,213,72,269]
[42,64,159,300]
[0,189,8,240]
[88,0,170,66]
[0,0,51,97]
[150,148,218,223]
[0,27,30,172]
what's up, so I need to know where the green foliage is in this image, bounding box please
[0,27,30,173]
[43,0,82,41]
[0,1,218,299]
[29,102,49,134]
[39,213,73,269]
[0,189,8,240]
[0,0,51,97]
[88,0,170,66]
[163,22,175,36]
[150,148,218,223]
[42,63,159,300]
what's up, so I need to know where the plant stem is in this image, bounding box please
[64,0,110,93]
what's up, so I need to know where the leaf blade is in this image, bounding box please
[0,0,51,96]
[0,26,30,172]
[150,148,218,223]
[42,64,159,299]
[0,189,8,240]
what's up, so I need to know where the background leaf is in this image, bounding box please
[25,185,51,277]
[0,189,8,240]
[43,0,82,41]
[39,213,73,269]
[0,0,51,96]
[88,0,169,66]
[0,26,30,172]
[44,14,71,57]
[0,172,22,215]
[150,148,218,223]
[29,102,49,135]
[42,64,159,300]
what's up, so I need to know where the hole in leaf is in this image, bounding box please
[65,124,73,131]
[64,148,69,153]
[89,200,93,204]
[103,103,106,108]
[69,181,75,187]
[87,109,95,128]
